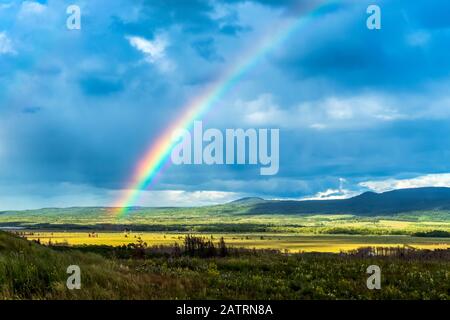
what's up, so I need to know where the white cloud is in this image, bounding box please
[301,188,360,200]
[310,95,403,124]
[127,36,165,62]
[218,80,450,132]
[0,182,243,210]
[0,32,15,55]
[406,31,430,47]
[19,1,46,16]
[236,94,285,126]
[225,93,402,130]
[132,190,241,207]
[301,173,450,200]
[359,173,450,193]
[127,34,174,72]
[301,178,360,200]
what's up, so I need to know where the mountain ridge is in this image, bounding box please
[2,187,450,216]
[235,187,450,215]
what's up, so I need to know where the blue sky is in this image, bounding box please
[1,0,450,209]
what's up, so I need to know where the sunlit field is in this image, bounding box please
[19,231,450,253]
[3,207,450,252]
[1,207,450,235]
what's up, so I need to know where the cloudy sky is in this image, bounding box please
[1,0,450,209]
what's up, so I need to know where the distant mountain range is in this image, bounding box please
[2,187,450,218]
[230,187,450,215]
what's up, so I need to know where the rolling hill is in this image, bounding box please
[1,187,450,232]
[237,187,450,215]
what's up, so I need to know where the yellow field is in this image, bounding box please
[19,231,450,253]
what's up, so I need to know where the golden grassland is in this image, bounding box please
[3,208,450,252]
[21,231,450,253]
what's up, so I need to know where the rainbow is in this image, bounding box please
[113,1,334,217]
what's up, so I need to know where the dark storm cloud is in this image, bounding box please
[271,0,450,91]
[1,0,450,208]
[191,38,224,62]
[79,76,124,96]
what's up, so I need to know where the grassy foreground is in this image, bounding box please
[1,231,449,299]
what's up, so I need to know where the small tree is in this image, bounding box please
[218,237,228,257]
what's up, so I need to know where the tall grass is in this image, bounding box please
[0,232,449,300]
